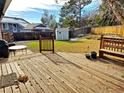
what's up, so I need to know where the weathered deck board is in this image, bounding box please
[20,60,53,93]
[12,62,36,93]
[0,52,124,93]
[8,63,21,93]
[15,62,45,93]
[28,61,62,93]
[26,59,78,93]
[40,54,103,93]
[0,65,4,93]
[31,55,94,93]
[37,53,123,93]
[2,64,13,93]
[21,59,74,93]
[10,62,29,93]
[13,62,32,93]
[56,52,124,92]
[60,52,124,78]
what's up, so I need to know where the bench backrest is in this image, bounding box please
[100,35,124,53]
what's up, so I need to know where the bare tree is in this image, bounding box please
[106,0,124,25]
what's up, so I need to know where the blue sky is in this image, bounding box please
[5,0,102,23]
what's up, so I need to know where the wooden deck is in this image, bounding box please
[0,52,124,93]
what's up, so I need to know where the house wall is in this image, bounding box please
[1,23,24,32]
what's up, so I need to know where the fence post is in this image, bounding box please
[100,35,104,49]
[52,34,55,53]
[39,35,42,53]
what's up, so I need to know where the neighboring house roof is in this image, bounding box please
[34,24,50,30]
[34,27,50,30]
[25,23,40,29]
[35,24,46,27]
[1,16,30,27]
[25,23,47,30]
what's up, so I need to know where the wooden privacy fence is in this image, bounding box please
[39,34,54,53]
[91,25,124,37]
[13,31,54,41]
[69,27,91,38]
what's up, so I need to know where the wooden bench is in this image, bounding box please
[99,35,124,58]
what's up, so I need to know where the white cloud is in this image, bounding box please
[7,0,67,11]
[97,0,102,4]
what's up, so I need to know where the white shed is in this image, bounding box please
[55,28,69,40]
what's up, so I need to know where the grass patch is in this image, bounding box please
[25,38,100,53]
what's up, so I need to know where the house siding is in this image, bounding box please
[1,22,24,32]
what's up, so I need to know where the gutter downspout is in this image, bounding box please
[0,18,2,40]
[0,0,12,39]
[0,1,4,40]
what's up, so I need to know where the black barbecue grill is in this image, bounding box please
[0,40,9,58]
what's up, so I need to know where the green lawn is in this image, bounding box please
[25,38,100,53]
